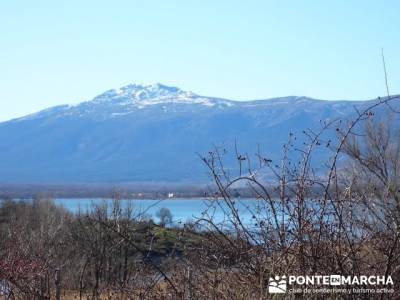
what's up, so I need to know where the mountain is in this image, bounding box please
[0,83,395,184]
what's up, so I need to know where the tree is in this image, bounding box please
[156,207,173,227]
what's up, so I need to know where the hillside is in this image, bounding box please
[0,83,388,183]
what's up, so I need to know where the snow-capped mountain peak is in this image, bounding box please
[117,83,192,100]
[93,83,201,105]
[86,83,236,111]
[13,83,235,123]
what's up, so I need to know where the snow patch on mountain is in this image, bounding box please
[92,83,230,108]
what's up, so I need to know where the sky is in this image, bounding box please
[1,1,399,121]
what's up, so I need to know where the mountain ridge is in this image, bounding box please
[10,83,379,123]
[0,83,397,184]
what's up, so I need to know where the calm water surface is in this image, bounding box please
[54,198,265,226]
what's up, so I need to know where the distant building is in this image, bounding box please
[167,193,174,198]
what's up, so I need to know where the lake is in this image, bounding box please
[53,198,266,228]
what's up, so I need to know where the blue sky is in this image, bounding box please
[1,1,399,121]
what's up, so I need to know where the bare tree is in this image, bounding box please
[156,207,173,227]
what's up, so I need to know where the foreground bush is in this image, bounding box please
[0,96,399,299]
